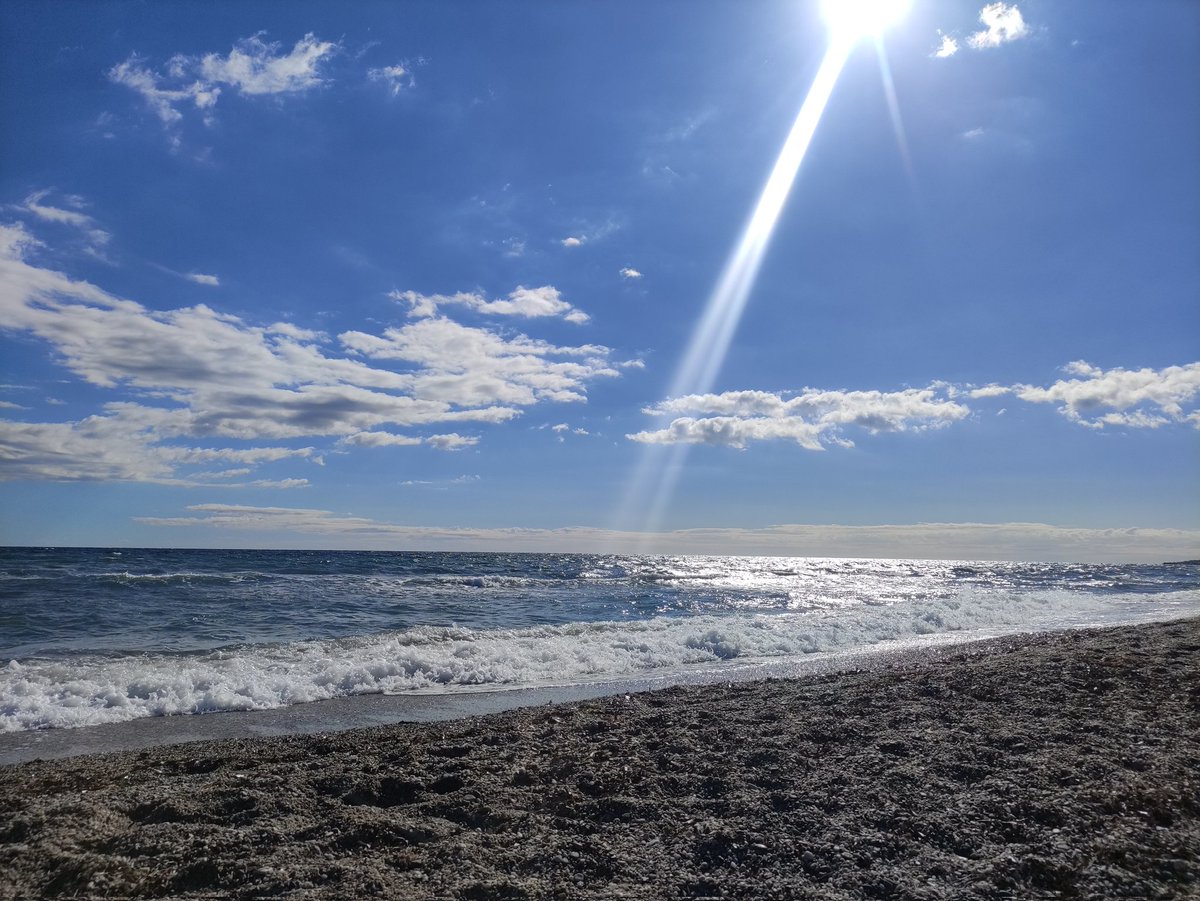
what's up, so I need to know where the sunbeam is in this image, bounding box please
[618,3,911,538]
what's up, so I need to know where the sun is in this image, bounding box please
[822,0,912,39]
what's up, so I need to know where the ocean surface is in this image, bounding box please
[2,547,1198,733]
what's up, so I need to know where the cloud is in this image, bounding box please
[133,504,1200,562]
[629,386,970,450]
[340,431,423,447]
[561,236,583,248]
[968,384,1009,399]
[620,267,643,280]
[967,3,1029,49]
[1012,361,1200,429]
[933,33,959,58]
[626,362,1200,453]
[186,272,220,286]
[17,191,110,254]
[426,433,478,451]
[0,218,623,483]
[367,63,413,95]
[391,285,590,324]
[401,474,480,488]
[109,33,338,139]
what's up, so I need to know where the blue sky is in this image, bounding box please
[1,0,1197,560]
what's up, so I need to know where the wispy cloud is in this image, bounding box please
[367,63,413,95]
[619,267,643,280]
[109,33,338,142]
[185,272,220,287]
[17,191,110,256]
[0,219,622,484]
[390,284,590,324]
[967,3,1029,49]
[133,504,1200,562]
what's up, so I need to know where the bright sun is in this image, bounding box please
[822,0,912,39]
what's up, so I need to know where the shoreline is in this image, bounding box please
[0,629,981,766]
[3,618,1198,898]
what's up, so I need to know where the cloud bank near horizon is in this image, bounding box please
[132,503,1200,563]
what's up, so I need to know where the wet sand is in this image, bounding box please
[2,618,1198,899]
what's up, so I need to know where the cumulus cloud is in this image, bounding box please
[620,267,643,280]
[391,285,590,324]
[933,33,959,58]
[1013,361,1200,429]
[186,272,220,286]
[967,3,1029,49]
[629,386,970,450]
[109,33,338,139]
[133,504,1200,562]
[0,218,622,483]
[560,236,583,248]
[342,316,617,406]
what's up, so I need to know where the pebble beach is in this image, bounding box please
[2,617,1198,899]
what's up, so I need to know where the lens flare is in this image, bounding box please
[617,5,911,539]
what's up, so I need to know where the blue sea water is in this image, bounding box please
[2,547,1198,732]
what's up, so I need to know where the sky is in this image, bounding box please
[1,0,1198,560]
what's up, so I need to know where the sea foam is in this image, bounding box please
[3,587,1197,732]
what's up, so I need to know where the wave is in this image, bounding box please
[3,588,1197,732]
[95,571,271,586]
[395,574,561,589]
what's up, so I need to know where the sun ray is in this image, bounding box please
[617,5,911,537]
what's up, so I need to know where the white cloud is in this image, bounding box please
[620,267,643,280]
[186,272,220,286]
[390,284,590,324]
[198,33,337,95]
[0,218,624,483]
[340,431,423,447]
[630,386,970,450]
[426,433,478,451]
[968,384,1010,398]
[342,316,617,407]
[367,63,413,95]
[1013,361,1200,429]
[109,33,338,138]
[933,33,959,58]
[133,504,1200,562]
[561,236,583,248]
[967,3,1029,49]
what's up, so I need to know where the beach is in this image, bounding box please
[2,617,1198,900]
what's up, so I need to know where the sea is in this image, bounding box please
[2,547,1199,735]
